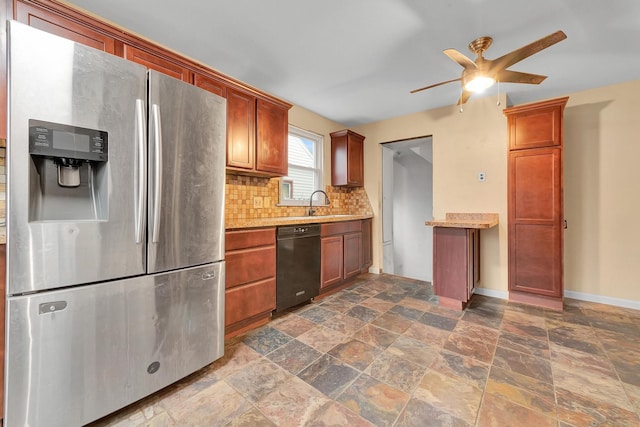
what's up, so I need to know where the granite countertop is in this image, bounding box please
[226,213,373,230]
[425,212,499,229]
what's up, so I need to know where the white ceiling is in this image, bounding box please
[68,0,640,126]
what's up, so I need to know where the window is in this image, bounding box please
[279,125,323,205]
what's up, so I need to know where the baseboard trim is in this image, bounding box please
[473,287,508,300]
[564,290,640,310]
[474,287,640,310]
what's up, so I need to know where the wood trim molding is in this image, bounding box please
[15,0,292,109]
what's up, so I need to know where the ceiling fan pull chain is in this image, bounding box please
[459,87,464,113]
[497,80,501,106]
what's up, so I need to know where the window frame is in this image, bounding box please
[279,125,324,206]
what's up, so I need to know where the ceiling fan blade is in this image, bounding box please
[489,30,567,72]
[410,77,461,94]
[496,69,547,84]
[457,90,473,106]
[443,49,477,69]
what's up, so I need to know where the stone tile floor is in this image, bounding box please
[91,273,640,426]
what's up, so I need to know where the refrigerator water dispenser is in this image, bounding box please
[28,119,109,221]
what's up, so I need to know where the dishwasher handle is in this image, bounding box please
[277,224,321,239]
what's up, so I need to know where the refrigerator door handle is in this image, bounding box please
[134,98,147,244]
[151,103,163,243]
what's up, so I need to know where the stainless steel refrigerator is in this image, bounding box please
[5,21,226,426]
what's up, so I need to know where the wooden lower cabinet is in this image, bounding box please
[361,218,372,272]
[320,235,343,289]
[343,232,362,278]
[433,227,479,310]
[225,278,276,327]
[320,220,369,295]
[225,228,276,337]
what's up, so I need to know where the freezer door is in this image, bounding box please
[147,70,227,273]
[5,262,225,427]
[7,22,148,294]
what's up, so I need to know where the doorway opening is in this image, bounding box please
[381,136,433,282]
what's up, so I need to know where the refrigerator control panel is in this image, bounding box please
[29,119,108,162]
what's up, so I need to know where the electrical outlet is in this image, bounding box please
[253,196,263,208]
[478,172,486,182]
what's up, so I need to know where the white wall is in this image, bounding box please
[392,150,432,281]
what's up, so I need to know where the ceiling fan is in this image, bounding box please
[410,30,567,105]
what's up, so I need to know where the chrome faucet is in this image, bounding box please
[308,190,330,216]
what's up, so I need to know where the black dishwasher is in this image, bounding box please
[276,224,321,312]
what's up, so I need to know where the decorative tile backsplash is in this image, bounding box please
[0,160,373,242]
[225,174,373,222]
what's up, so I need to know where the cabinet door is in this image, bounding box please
[508,147,562,297]
[16,1,116,53]
[433,227,470,302]
[468,228,480,299]
[347,135,364,186]
[123,44,191,82]
[506,98,566,150]
[321,236,343,288]
[330,130,364,187]
[226,88,255,170]
[361,219,372,272]
[256,98,288,176]
[194,73,227,98]
[343,232,362,279]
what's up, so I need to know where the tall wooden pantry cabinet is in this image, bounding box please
[504,97,569,310]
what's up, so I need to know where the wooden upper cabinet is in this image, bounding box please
[256,98,288,176]
[194,73,227,98]
[122,44,192,82]
[506,97,568,150]
[15,1,116,53]
[226,88,289,176]
[330,129,364,187]
[226,87,256,170]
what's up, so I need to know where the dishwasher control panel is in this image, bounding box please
[277,224,321,239]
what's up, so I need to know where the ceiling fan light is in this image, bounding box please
[464,76,495,93]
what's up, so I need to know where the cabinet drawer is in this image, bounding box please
[225,278,276,327]
[226,228,275,251]
[321,220,361,237]
[225,246,276,289]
